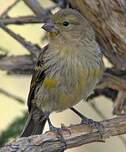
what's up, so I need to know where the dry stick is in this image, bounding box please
[0,88,24,104]
[0,23,41,57]
[0,16,44,25]
[1,0,20,18]
[1,115,126,152]
[90,102,126,148]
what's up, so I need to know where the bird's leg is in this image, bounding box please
[70,107,104,137]
[45,112,67,150]
[44,112,60,132]
[47,115,59,132]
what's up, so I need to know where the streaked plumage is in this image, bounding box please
[21,8,104,137]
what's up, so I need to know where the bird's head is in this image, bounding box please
[42,9,94,42]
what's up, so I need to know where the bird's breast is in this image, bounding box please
[35,47,103,112]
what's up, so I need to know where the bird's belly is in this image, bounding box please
[34,64,101,113]
[35,80,87,113]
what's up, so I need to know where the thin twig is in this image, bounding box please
[1,0,20,18]
[23,0,50,21]
[0,88,25,104]
[0,15,44,25]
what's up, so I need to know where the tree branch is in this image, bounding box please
[0,45,47,74]
[1,0,20,18]
[1,115,126,152]
[0,15,44,25]
[0,88,25,104]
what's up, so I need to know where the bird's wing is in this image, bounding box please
[27,45,48,111]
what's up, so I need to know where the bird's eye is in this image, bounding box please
[63,21,70,27]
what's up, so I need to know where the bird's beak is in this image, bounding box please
[42,21,58,33]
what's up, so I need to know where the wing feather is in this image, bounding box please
[27,45,48,111]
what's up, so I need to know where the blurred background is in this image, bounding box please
[0,0,126,152]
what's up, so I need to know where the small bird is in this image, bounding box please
[21,8,104,137]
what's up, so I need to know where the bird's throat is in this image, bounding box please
[48,32,59,39]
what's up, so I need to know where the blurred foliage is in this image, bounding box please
[0,112,27,145]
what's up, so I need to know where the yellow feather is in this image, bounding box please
[43,78,57,89]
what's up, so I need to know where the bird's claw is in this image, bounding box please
[49,125,67,150]
[61,123,71,135]
[81,118,104,138]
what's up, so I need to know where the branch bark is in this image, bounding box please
[1,115,126,152]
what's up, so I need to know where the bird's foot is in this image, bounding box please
[61,123,71,135]
[70,107,104,139]
[49,125,67,150]
[81,118,104,138]
[49,125,61,133]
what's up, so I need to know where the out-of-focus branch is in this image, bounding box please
[0,55,34,74]
[1,115,126,152]
[98,72,126,91]
[87,68,126,115]
[23,0,50,20]
[0,15,44,25]
[88,69,126,101]
[0,45,48,74]
[0,23,41,57]
[1,0,20,18]
[0,88,25,104]
[97,71,126,114]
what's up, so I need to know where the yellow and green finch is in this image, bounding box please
[21,8,104,137]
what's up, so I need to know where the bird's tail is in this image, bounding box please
[20,108,46,137]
